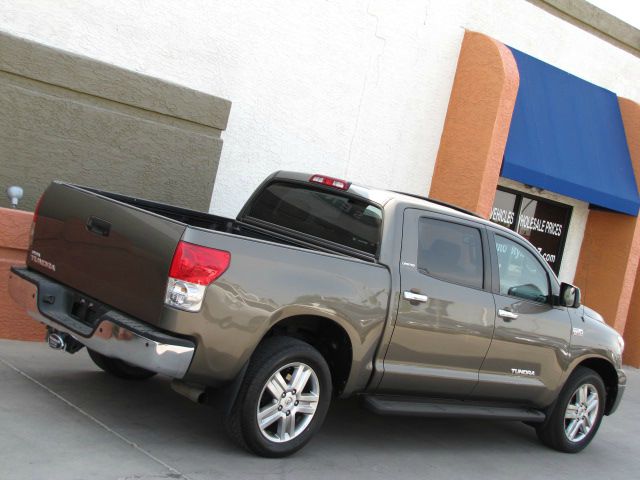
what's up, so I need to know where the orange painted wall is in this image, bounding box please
[574,97,640,366]
[0,207,43,341]
[574,211,640,333]
[429,30,519,217]
[625,267,640,366]
[432,31,640,367]
[617,98,640,366]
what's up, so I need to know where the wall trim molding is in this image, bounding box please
[0,31,231,130]
[530,0,640,56]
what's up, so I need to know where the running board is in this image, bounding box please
[362,395,546,423]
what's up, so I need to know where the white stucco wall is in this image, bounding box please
[2,0,638,222]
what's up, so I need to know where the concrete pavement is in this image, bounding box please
[1,339,638,480]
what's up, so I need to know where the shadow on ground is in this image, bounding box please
[1,340,638,480]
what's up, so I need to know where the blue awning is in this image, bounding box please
[503,47,639,216]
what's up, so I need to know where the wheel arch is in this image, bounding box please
[261,313,354,396]
[568,356,619,415]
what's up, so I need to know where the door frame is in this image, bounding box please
[376,208,498,397]
[401,208,494,295]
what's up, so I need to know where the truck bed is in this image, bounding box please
[28,183,329,324]
[85,185,363,256]
[27,181,391,391]
[28,182,374,325]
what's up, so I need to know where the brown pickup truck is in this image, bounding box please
[9,171,626,457]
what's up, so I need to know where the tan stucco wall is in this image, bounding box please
[0,32,231,340]
[0,32,231,211]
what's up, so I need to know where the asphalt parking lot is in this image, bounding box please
[1,339,639,480]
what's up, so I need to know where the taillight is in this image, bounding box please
[309,174,351,190]
[165,241,230,312]
[32,193,44,223]
[29,193,44,247]
[169,241,230,285]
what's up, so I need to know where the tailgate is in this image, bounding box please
[28,182,186,325]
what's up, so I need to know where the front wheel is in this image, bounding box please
[225,337,332,457]
[536,367,606,453]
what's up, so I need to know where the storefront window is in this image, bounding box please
[489,187,572,274]
[490,189,518,230]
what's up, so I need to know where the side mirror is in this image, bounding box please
[560,282,581,308]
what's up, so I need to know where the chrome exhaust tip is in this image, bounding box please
[47,332,66,350]
[171,379,207,403]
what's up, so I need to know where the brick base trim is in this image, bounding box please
[0,207,43,341]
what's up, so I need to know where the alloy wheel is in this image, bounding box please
[564,383,599,443]
[256,362,320,443]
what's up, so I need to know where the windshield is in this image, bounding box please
[245,182,383,256]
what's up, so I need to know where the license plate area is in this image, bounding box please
[69,294,108,328]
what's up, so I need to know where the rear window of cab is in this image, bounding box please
[245,182,383,255]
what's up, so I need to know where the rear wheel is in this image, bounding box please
[536,367,605,453]
[225,336,332,457]
[87,349,157,380]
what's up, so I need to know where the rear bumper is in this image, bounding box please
[8,267,195,379]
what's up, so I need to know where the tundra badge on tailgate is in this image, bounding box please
[30,250,56,272]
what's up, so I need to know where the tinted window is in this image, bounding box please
[417,218,483,289]
[246,182,382,255]
[494,235,549,302]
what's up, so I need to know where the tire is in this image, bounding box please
[87,349,157,380]
[224,336,332,457]
[536,367,606,453]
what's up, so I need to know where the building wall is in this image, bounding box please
[1,0,638,220]
[0,31,231,340]
[0,31,231,212]
[1,1,639,355]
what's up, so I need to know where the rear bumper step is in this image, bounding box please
[8,267,195,379]
[363,395,546,422]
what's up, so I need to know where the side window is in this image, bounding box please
[417,218,484,289]
[494,235,549,302]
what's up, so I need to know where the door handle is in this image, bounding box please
[403,291,429,303]
[498,309,518,321]
[86,216,111,237]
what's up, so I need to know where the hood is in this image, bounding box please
[581,305,605,324]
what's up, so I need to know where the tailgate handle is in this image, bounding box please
[86,216,111,237]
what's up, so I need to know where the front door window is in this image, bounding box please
[494,235,550,303]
